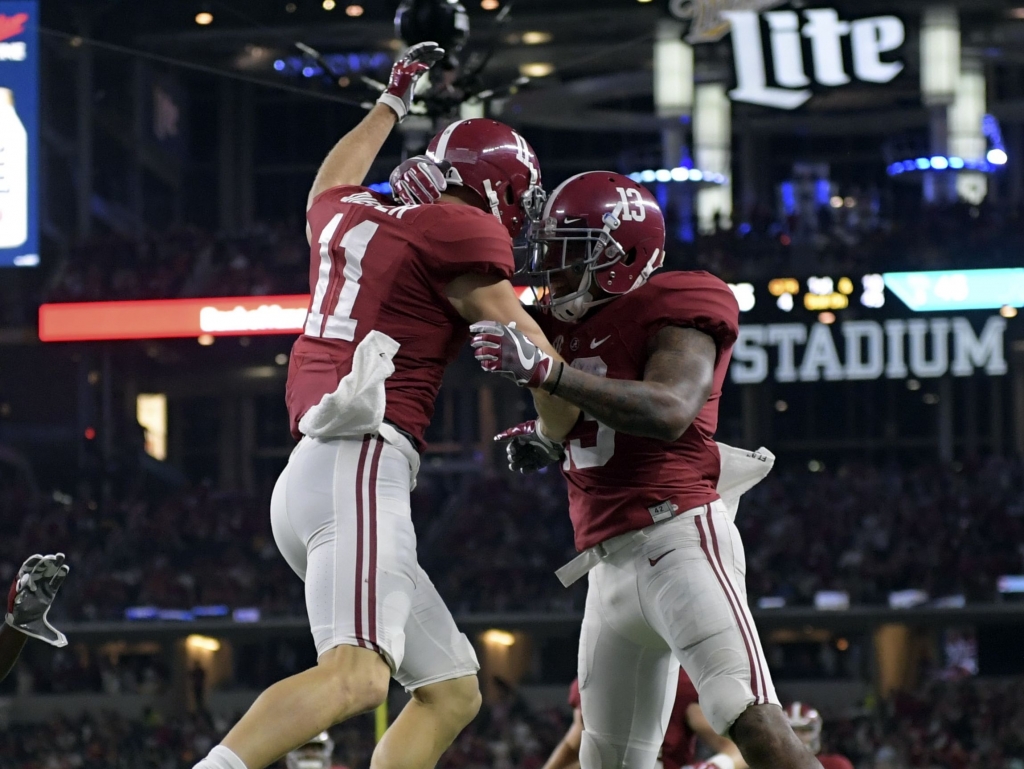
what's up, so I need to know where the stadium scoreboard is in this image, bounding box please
[728,269,1021,385]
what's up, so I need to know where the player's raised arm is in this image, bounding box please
[447,273,580,441]
[307,42,443,208]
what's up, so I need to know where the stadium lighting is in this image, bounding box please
[345,4,364,16]
[987,148,1008,165]
[322,0,336,9]
[626,166,724,186]
[195,12,214,25]
[481,0,499,9]
[521,31,552,45]
[654,21,693,117]
[887,154,1004,176]
[186,635,221,652]
[482,629,515,647]
[519,62,554,78]
[920,7,959,106]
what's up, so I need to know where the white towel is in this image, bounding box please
[297,330,401,439]
[715,442,775,522]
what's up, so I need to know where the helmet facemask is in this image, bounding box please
[526,207,627,322]
[286,732,334,769]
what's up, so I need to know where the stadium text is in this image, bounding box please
[731,316,1007,384]
[723,9,905,110]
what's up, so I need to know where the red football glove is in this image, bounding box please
[377,41,444,122]
[494,420,565,473]
[470,321,554,389]
[390,155,449,206]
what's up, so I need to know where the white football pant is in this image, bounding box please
[271,433,479,690]
[578,500,778,769]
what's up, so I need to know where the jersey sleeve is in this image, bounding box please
[568,678,581,709]
[415,205,515,282]
[640,272,740,353]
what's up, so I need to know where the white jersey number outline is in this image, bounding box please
[305,214,380,341]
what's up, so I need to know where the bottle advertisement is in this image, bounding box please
[0,0,35,268]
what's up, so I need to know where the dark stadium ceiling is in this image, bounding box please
[39,0,1024,135]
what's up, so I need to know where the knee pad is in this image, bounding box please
[698,673,756,736]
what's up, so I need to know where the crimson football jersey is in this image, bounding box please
[567,668,700,769]
[540,271,739,551]
[287,185,514,449]
[818,755,854,769]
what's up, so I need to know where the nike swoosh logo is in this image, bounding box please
[564,217,584,225]
[509,330,536,370]
[591,335,611,349]
[649,550,675,567]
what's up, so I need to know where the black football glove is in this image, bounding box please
[495,420,565,474]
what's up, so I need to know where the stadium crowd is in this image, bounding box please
[1,455,1022,628]
[29,199,1024,311]
[0,677,1021,769]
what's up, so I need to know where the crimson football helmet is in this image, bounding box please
[426,118,545,238]
[286,731,335,769]
[785,702,822,754]
[526,171,666,322]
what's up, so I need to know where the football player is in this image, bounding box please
[468,172,823,769]
[0,553,69,680]
[192,43,577,769]
[543,669,746,769]
[285,732,335,769]
[785,703,853,769]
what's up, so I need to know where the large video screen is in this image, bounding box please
[0,1,36,268]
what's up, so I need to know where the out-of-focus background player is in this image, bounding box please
[542,671,747,769]
[785,704,854,769]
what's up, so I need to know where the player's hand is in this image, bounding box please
[495,420,565,473]
[390,156,449,206]
[470,321,554,389]
[6,553,69,647]
[378,42,445,122]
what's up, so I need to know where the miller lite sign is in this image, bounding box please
[671,2,906,110]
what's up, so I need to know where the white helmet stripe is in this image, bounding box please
[512,131,539,186]
[431,118,470,160]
